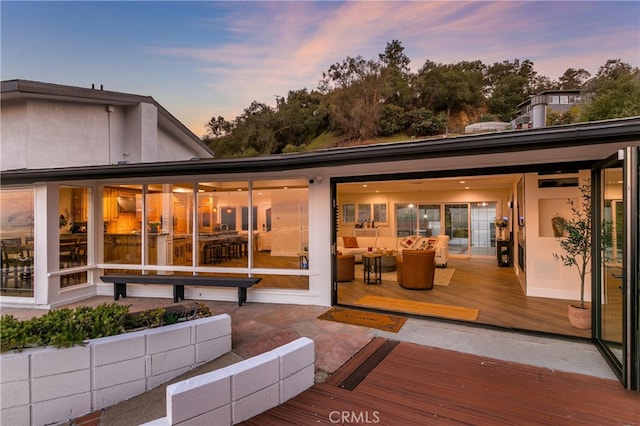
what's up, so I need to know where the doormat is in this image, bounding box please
[318,307,407,333]
[355,295,479,322]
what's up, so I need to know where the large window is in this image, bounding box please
[1,188,34,297]
[418,204,441,236]
[103,184,143,272]
[396,204,417,236]
[100,179,309,288]
[342,203,387,226]
[59,185,90,287]
[144,183,194,269]
[197,181,247,268]
[252,180,309,289]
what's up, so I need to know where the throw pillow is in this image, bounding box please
[343,236,358,248]
[400,236,415,248]
[427,238,437,250]
[414,237,429,250]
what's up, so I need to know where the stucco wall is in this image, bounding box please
[1,98,206,171]
[524,171,591,300]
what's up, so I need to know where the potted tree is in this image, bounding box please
[552,181,592,329]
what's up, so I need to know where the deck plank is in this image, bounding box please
[241,341,640,425]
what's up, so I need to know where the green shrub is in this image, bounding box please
[1,302,212,353]
[1,303,129,352]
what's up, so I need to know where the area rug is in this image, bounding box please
[354,295,479,322]
[434,268,455,286]
[317,307,407,332]
[354,265,455,286]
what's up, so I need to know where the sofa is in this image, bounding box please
[337,234,449,268]
[396,249,436,290]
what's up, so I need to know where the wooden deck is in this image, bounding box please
[242,338,640,425]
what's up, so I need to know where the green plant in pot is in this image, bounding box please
[552,181,592,329]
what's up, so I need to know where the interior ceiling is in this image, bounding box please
[338,174,521,193]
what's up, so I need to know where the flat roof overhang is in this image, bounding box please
[2,117,639,186]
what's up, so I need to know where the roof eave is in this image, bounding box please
[2,117,639,185]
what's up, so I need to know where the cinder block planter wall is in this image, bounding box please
[0,314,232,426]
[142,337,315,426]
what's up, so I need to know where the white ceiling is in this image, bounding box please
[337,174,521,193]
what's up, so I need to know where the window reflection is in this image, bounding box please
[60,185,90,287]
[251,180,309,278]
[145,183,194,268]
[1,188,34,297]
[197,182,248,268]
[103,184,143,273]
[100,180,308,289]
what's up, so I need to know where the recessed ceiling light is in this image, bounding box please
[465,186,470,190]
[460,181,466,184]
[363,184,368,187]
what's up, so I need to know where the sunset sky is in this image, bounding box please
[2,1,638,137]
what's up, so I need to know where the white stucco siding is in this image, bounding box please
[1,99,29,171]
[29,100,109,168]
[157,127,201,161]
[1,97,207,170]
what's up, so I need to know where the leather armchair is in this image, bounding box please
[336,254,355,282]
[396,249,436,290]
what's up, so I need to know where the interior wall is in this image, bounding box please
[524,170,591,301]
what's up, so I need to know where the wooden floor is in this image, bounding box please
[338,256,594,338]
[242,338,640,425]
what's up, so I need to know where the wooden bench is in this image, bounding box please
[99,274,261,306]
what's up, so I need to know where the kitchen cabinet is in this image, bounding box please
[103,188,119,221]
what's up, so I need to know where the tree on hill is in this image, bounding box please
[203,43,637,158]
[378,39,414,109]
[485,59,537,121]
[273,89,329,151]
[416,60,485,131]
[319,55,383,141]
[580,59,640,121]
[559,68,591,90]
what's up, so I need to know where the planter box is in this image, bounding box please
[0,314,231,426]
[141,337,315,426]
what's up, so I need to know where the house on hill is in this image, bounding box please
[1,80,639,392]
[511,89,582,129]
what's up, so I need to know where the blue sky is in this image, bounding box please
[2,1,639,137]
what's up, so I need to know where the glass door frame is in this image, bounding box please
[592,147,639,391]
[444,203,471,257]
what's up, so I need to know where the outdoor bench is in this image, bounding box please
[99,274,261,305]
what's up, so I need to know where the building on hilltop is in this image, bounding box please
[511,89,582,130]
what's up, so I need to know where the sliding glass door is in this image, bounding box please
[593,147,639,391]
[444,203,469,256]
